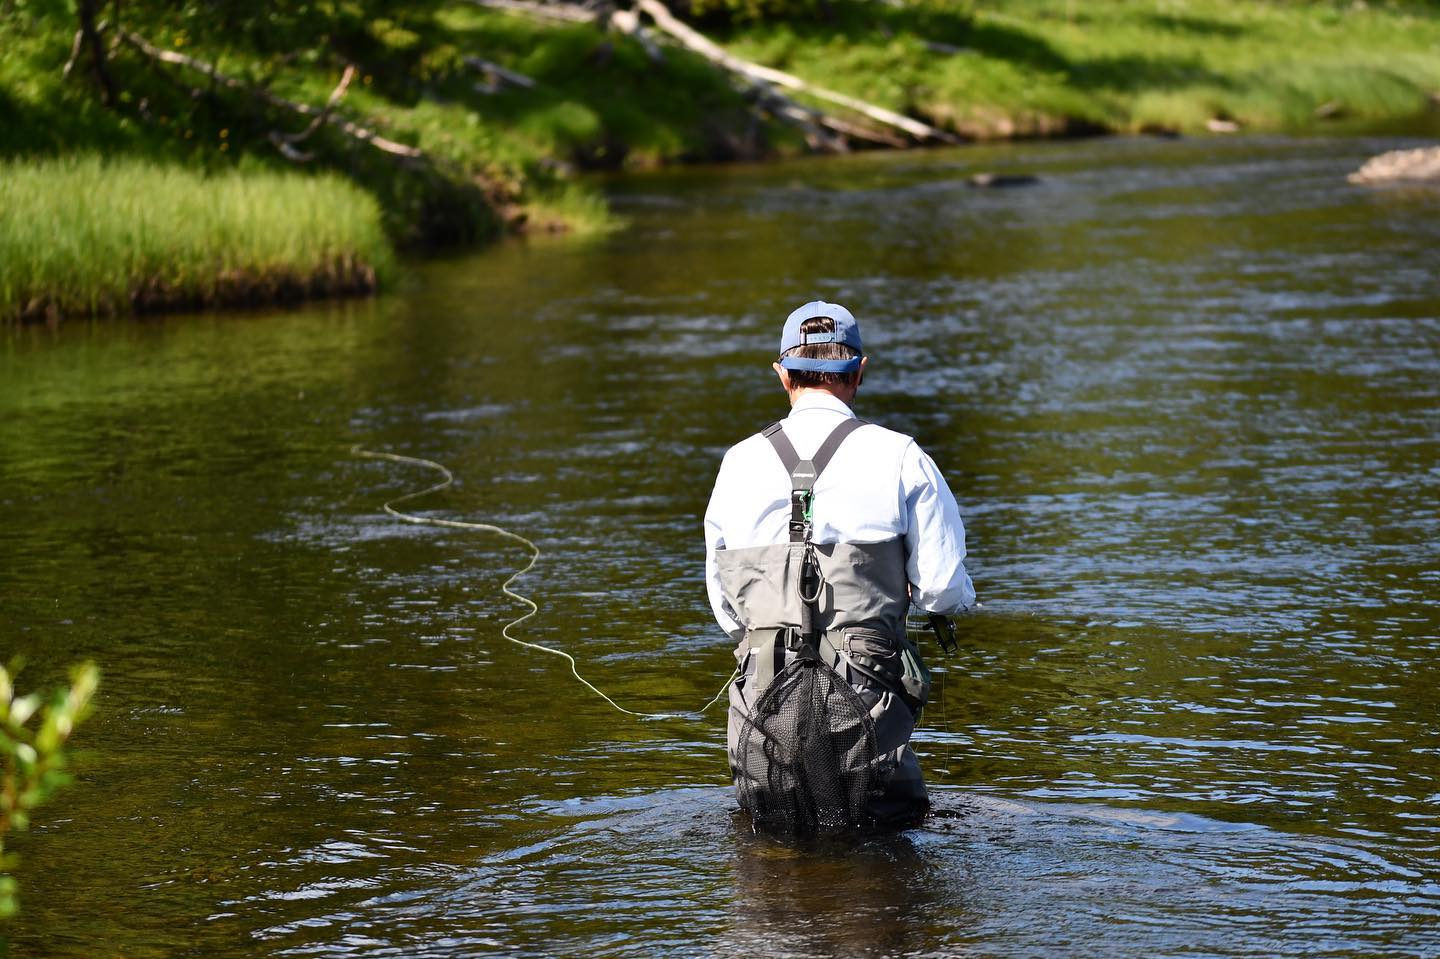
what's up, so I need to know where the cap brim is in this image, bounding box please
[779,355,861,374]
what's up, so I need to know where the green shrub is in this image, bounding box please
[0,660,99,919]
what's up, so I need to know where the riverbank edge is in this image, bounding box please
[6,1,1440,323]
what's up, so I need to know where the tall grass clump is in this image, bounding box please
[0,157,396,322]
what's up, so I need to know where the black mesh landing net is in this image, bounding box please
[735,658,890,836]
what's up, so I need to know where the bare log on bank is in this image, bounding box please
[118,31,426,161]
[465,0,604,23]
[609,8,666,63]
[269,64,357,162]
[759,93,848,153]
[466,55,538,93]
[815,112,908,148]
[634,0,957,145]
[466,0,666,64]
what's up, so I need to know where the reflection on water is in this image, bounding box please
[2,135,1438,957]
[237,787,1440,958]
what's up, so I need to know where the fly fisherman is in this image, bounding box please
[705,301,975,832]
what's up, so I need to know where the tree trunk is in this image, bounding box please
[77,0,118,106]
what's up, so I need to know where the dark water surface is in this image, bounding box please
[3,136,1438,957]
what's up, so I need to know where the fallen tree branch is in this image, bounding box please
[267,64,356,162]
[756,92,848,153]
[755,87,911,150]
[608,8,665,63]
[635,0,956,144]
[813,111,908,148]
[464,55,538,93]
[274,64,356,144]
[465,0,602,23]
[118,31,424,161]
[62,27,87,79]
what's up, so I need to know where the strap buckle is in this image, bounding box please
[789,489,812,541]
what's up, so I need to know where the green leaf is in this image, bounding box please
[8,695,39,727]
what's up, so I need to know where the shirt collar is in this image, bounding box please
[788,391,856,419]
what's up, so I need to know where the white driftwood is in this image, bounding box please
[275,65,356,143]
[465,0,602,23]
[609,8,666,63]
[62,27,88,79]
[119,31,424,160]
[465,55,538,92]
[635,0,956,144]
[763,89,905,149]
[266,64,357,161]
[811,109,907,147]
[759,94,848,152]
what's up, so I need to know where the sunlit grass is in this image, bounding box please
[725,0,1440,136]
[0,156,395,321]
[523,180,625,236]
[3,0,1438,320]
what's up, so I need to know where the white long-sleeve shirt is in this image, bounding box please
[704,391,976,639]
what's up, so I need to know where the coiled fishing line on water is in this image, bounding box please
[352,446,736,721]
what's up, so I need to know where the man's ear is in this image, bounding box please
[773,362,791,391]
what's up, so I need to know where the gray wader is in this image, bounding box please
[718,419,932,828]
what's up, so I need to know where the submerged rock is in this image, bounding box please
[968,173,1040,188]
[1348,146,1440,184]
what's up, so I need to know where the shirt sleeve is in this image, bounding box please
[704,452,746,641]
[901,441,976,614]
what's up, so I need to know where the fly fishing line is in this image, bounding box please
[352,445,735,721]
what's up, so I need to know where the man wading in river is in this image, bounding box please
[705,301,975,832]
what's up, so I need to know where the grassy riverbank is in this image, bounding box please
[3,1,1439,320]
[0,158,393,322]
[723,0,1440,138]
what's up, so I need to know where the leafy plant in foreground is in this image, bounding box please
[0,661,98,919]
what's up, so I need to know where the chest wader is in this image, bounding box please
[724,419,931,836]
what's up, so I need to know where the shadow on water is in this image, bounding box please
[278,787,1439,958]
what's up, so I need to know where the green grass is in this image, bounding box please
[0,4,739,248]
[722,0,1440,136]
[0,157,395,322]
[3,1,1439,321]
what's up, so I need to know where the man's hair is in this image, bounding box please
[780,316,861,389]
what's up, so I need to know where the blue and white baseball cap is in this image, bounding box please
[778,300,863,374]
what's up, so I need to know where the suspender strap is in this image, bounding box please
[808,417,866,483]
[762,417,867,543]
[762,417,866,490]
[760,421,800,476]
[760,416,869,649]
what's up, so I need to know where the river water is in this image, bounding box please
[2,135,1438,957]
